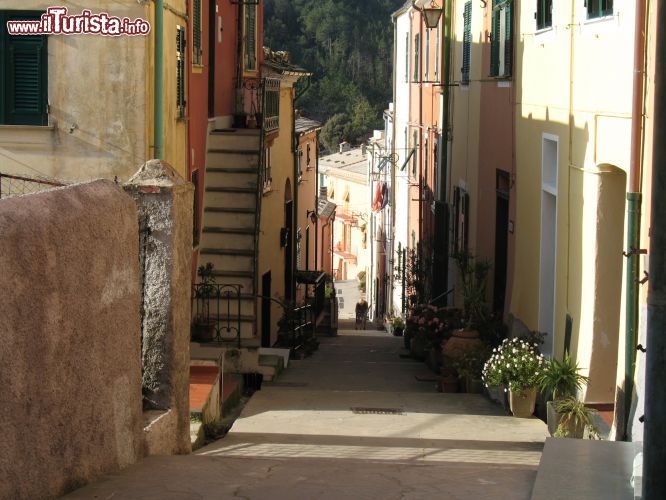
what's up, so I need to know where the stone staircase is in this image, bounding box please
[200,128,261,344]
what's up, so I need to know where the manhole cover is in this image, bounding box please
[351,407,404,415]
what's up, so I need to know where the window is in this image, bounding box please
[243,4,258,72]
[462,1,472,84]
[192,0,202,65]
[536,0,552,30]
[297,147,303,181]
[405,33,409,82]
[0,11,48,126]
[425,29,430,80]
[412,130,418,177]
[586,0,613,19]
[413,33,420,82]
[490,0,513,78]
[176,25,186,118]
[306,143,312,169]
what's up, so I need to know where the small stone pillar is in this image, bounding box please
[124,160,194,455]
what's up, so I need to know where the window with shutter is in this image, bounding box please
[413,33,420,82]
[1,11,48,126]
[586,0,613,19]
[435,24,440,79]
[176,25,186,119]
[490,0,512,78]
[462,1,472,84]
[536,0,553,30]
[244,4,258,73]
[192,0,202,65]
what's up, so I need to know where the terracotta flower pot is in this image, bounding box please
[509,388,537,418]
[438,375,459,393]
[441,329,483,364]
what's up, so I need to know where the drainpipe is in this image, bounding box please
[644,1,666,494]
[623,0,647,441]
[439,0,452,290]
[154,0,164,159]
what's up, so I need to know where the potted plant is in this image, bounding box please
[443,253,489,364]
[454,344,492,394]
[392,316,404,337]
[552,397,601,439]
[538,354,590,435]
[482,338,545,417]
[193,263,217,342]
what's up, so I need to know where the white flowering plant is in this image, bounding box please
[482,338,545,392]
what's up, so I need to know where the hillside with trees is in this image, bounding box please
[264,0,403,151]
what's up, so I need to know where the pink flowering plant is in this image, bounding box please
[482,338,545,392]
[406,304,462,347]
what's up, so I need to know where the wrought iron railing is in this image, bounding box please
[192,283,243,348]
[0,172,67,199]
[290,304,315,351]
[263,77,280,132]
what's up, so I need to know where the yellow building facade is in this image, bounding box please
[0,1,187,182]
[511,0,653,428]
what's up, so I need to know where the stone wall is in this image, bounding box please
[0,180,143,499]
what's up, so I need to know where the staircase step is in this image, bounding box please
[201,247,254,256]
[212,271,255,294]
[203,226,254,235]
[208,167,258,174]
[208,130,260,150]
[205,170,257,190]
[206,151,260,170]
[206,187,256,194]
[203,209,255,230]
[200,230,254,251]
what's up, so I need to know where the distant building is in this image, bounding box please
[320,146,369,282]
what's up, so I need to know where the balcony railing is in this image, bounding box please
[263,77,280,133]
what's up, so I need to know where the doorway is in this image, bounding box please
[261,271,272,348]
[493,170,510,315]
[208,0,216,118]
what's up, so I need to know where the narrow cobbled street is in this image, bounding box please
[69,328,547,499]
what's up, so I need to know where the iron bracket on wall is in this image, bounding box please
[637,344,647,353]
[623,248,648,257]
[639,271,649,285]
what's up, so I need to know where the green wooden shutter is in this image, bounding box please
[462,1,472,83]
[193,0,202,65]
[405,33,409,82]
[414,33,420,81]
[245,5,257,71]
[412,130,418,177]
[176,26,186,118]
[1,12,48,126]
[490,5,500,77]
[425,29,430,79]
[504,1,512,77]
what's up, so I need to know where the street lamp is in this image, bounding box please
[412,0,443,30]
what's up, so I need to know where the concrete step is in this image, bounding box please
[200,229,255,251]
[257,354,286,383]
[206,150,260,169]
[203,188,256,210]
[205,169,257,190]
[211,270,255,294]
[208,130,261,151]
[203,207,256,229]
[200,248,254,273]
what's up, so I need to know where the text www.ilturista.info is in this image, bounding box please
[6,7,151,36]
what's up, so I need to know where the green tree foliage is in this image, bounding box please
[265,0,402,149]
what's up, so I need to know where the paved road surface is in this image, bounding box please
[68,329,547,499]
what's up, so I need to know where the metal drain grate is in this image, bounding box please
[351,407,404,415]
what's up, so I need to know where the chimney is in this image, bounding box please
[339,142,351,153]
[361,144,367,155]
